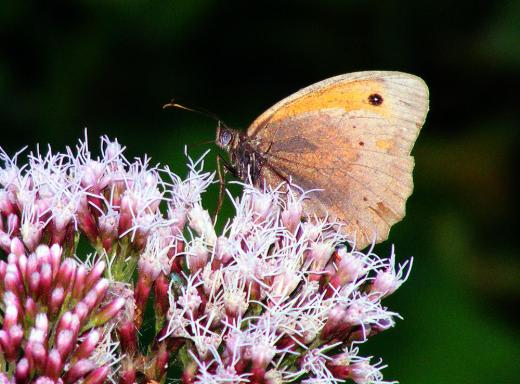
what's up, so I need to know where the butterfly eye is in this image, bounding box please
[220,130,233,146]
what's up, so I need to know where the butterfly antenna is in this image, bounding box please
[163,100,227,127]
[189,139,216,147]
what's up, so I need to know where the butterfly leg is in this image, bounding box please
[214,154,236,221]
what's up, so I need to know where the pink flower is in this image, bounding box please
[1,135,412,383]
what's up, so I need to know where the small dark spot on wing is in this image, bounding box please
[368,93,384,106]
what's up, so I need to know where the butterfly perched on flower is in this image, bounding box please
[213,71,429,249]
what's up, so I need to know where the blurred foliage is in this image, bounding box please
[1,0,519,382]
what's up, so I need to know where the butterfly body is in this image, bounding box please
[219,128,266,183]
[216,71,429,249]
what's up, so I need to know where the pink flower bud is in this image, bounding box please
[26,252,38,279]
[118,197,134,235]
[322,304,350,340]
[9,324,23,351]
[81,160,105,189]
[84,261,105,293]
[77,199,98,243]
[3,303,19,330]
[55,311,72,336]
[371,270,398,297]
[251,191,274,222]
[251,343,276,370]
[331,248,368,288]
[49,287,65,317]
[72,264,87,300]
[10,237,25,257]
[281,198,302,233]
[223,289,248,319]
[28,328,45,345]
[350,360,378,384]
[0,231,11,253]
[24,297,37,320]
[63,359,97,384]
[154,273,170,319]
[55,329,75,359]
[300,221,323,242]
[118,320,137,355]
[270,270,301,303]
[98,211,119,251]
[4,290,21,310]
[29,271,41,298]
[22,221,43,252]
[28,341,47,372]
[186,239,209,273]
[40,263,53,297]
[326,352,351,379]
[214,236,234,266]
[0,190,15,215]
[68,314,81,338]
[7,213,20,235]
[35,313,49,335]
[134,277,152,328]
[50,243,62,279]
[35,244,50,265]
[34,377,58,384]
[0,260,7,281]
[90,278,109,308]
[0,330,14,360]
[57,258,77,290]
[7,252,17,264]
[105,139,122,161]
[5,270,23,298]
[168,206,187,236]
[71,329,101,362]
[82,290,99,313]
[188,204,216,246]
[89,297,125,328]
[45,348,63,379]
[74,301,90,323]
[369,256,412,299]
[82,366,110,384]
[306,241,334,273]
[15,357,30,383]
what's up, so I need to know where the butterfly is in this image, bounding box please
[213,71,429,250]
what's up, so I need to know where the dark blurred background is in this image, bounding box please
[1,1,519,382]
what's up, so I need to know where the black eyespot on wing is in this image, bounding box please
[368,93,383,106]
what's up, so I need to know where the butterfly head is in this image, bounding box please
[216,121,238,150]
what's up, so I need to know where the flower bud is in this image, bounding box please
[56,329,75,359]
[88,297,125,328]
[72,264,87,299]
[188,204,216,246]
[15,357,30,383]
[63,359,97,384]
[71,329,101,362]
[83,366,110,384]
[84,261,105,293]
[10,237,25,257]
[45,348,63,379]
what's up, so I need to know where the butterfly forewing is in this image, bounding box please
[246,71,429,249]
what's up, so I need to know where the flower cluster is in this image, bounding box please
[165,185,412,384]
[0,135,412,383]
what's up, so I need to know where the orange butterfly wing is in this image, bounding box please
[247,71,429,249]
